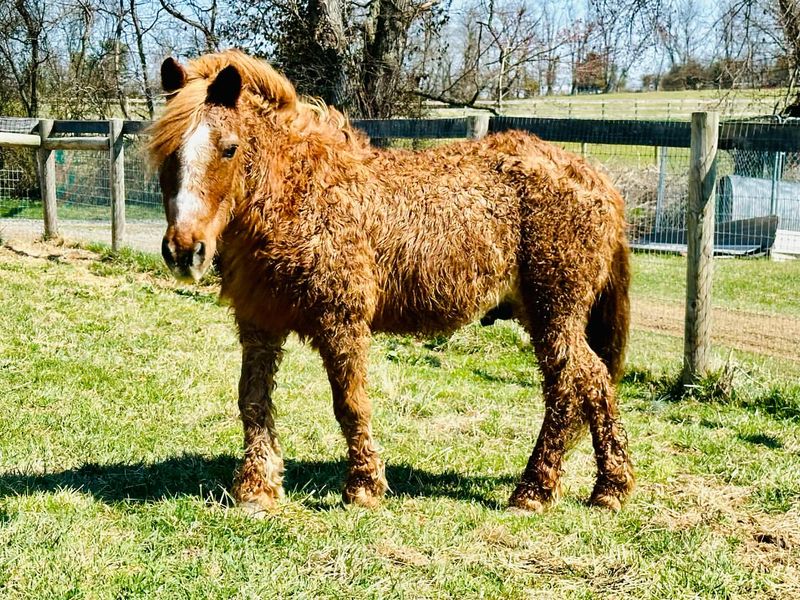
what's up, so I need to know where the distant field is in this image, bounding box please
[427,88,790,120]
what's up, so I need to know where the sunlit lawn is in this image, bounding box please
[0,245,798,598]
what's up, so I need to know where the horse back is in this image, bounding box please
[365,131,626,334]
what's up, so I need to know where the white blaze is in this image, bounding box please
[174,122,212,225]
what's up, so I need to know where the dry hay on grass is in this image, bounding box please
[603,163,686,240]
[649,474,800,598]
[0,238,97,263]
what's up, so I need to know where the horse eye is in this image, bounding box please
[222,144,238,159]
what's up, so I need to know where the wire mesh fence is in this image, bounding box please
[0,163,34,219]
[47,139,161,222]
[0,118,38,222]
[0,118,162,250]
[123,136,162,220]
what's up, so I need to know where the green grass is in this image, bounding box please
[429,88,788,120]
[633,253,800,316]
[0,199,162,221]
[0,246,798,598]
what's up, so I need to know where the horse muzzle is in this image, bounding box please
[162,236,210,282]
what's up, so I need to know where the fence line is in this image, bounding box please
[2,113,799,384]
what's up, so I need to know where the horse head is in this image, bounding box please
[152,55,257,281]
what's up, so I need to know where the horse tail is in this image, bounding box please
[586,239,631,384]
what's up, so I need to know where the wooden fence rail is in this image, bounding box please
[2,113,798,385]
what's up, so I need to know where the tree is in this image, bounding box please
[660,59,707,89]
[659,0,706,67]
[224,0,432,117]
[412,0,565,113]
[706,0,800,110]
[129,0,160,119]
[573,50,607,93]
[0,0,49,117]
[159,0,221,53]
[586,0,668,92]
[776,0,800,107]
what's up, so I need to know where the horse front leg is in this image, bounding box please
[231,321,287,515]
[316,322,387,508]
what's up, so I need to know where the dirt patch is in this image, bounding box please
[0,218,163,253]
[632,299,800,361]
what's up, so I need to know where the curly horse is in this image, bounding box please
[149,50,634,514]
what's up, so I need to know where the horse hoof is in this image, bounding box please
[588,481,630,511]
[508,494,548,514]
[233,485,284,517]
[589,470,634,512]
[507,500,545,515]
[343,471,388,508]
[508,484,554,513]
[588,493,622,512]
[344,487,383,509]
[237,500,275,519]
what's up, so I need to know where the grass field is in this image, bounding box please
[635,253,800,317]
[0,199,162,221]
[428,88,790,120]
[0,242,798,599]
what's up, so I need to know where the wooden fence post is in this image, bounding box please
[683,111,719,385]
[37,119,58,239]
[465,114,490,139]
[109,118,125,251]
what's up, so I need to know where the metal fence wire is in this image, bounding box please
[49,138,161,222]
[0,118,37,220]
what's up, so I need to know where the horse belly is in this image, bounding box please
[371,257,520,335]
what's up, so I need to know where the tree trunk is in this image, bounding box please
[546,55,558,95]
[15,0,42,117]
[779,0,800,105]
[28,38,38,117]
[307,0,352,110]
[129,0,154,119]
[496,46,506,112]
[361,0,414,117]
[113,1,129,120]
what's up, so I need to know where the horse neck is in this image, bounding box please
[225,116,341,240]
[241,111,368,214]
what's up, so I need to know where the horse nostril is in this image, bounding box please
[162,237,177,267]
[194,241,206,263]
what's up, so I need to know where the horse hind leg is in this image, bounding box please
[510,314,634,512]
[584,357,635,510]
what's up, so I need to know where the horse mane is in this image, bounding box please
[148,49,365,165]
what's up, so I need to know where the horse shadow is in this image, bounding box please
[0,454,515,510]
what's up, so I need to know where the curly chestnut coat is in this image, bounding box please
[149,50,634,514]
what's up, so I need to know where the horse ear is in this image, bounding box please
[207,65,242,108]
[161,57,186,94]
